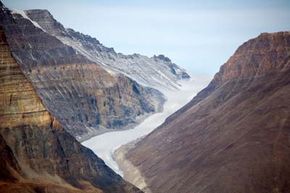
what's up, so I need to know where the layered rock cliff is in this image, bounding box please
[123,32,290,193]
[0,24,141,193]
[23,9,189,91]
[0,4,164,141]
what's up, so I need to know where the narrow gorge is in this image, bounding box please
[1,1,290,193]
[0,1,193,192]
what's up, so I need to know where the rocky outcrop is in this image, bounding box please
[124,32,290,193]
[0,25,141,193]
[24,9,189,91]
[213,32,290,84]
[0,5,164,141]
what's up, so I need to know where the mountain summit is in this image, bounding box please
[123,31,290,193]
[0,5,172,141]
[23,9,190,91]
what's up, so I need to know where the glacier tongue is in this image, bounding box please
[82,78,210,175]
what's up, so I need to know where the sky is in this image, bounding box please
[3,0,290,76]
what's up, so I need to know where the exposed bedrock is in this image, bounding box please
[125,32,290,193]
[0,5,164,141]
[0,24,141,193]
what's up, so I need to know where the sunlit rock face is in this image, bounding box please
[0,22,141,193]
[24,9,190,91]
[0,6,164,141]
[126,32,290,193]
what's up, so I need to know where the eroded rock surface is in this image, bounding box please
[126,32,290,193]
[0,24,141,193]
[24,9,189,91]
[0,4,164,141]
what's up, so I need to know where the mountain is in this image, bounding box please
[22,9,190,91]
[0,24,141,193]
[0,4,168,141]
[120,32,290,193]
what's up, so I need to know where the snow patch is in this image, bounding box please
[11,9,46,32]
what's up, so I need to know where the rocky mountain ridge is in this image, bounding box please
[1,4,165,141]
[123,31,290,193]
[23,9,190,91]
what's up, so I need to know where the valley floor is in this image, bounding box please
[82,77,210,175]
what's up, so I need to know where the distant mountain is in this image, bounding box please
[122,32,290,193]
[23,9,190,91]
[0,5,168,141]
[0,25,141,193]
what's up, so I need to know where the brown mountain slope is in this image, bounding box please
[124,32,290,193]
[0,26,141,193]
[0,2,163,141]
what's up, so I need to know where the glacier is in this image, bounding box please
[82,77,210,175]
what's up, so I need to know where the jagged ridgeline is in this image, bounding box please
[23,9,190,90]
[0,2,188,141]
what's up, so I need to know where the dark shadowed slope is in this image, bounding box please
[0,25,141,193]
[125,32,290,193]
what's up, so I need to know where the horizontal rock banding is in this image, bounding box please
[0,27,51,128]
[0,7,163,140]
[0,24,141,193]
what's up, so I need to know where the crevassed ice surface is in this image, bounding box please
[82,77,210,175]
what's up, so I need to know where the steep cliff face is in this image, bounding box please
[0,25,141,193]
[124,32,290,193]
[23,9,189,91]
[0,5,164,141]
